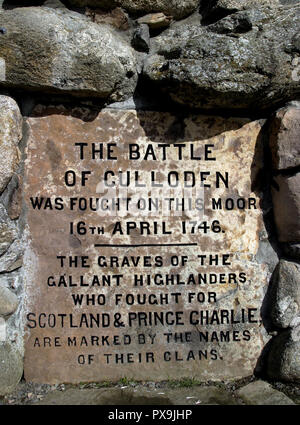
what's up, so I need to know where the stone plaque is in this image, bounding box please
[23,109,269,383]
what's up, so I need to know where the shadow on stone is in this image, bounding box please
[3,1,45,8]
[249,119,282,378]
[135,108,251,144]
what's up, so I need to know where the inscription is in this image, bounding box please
[23,110,268,383]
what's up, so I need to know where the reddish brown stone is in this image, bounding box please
[86,7,129,30]
[272,173,300,243]
[269,105,300,171]
[23,109,269,384]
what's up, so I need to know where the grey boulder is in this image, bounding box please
[269,103,300,171]
[0,7,138,102]
[200,0,281,23]
[236,380,295,405]
[0,286,19,318]
[271,173,300,243]
[267,327,300,383]
[269,260,300,329]
[144,4,300,110]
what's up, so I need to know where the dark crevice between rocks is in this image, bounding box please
[16,119,32,238]
[28,104,100,122]
[251,120,280,258]
[0,89,106,121]
[0,175,20,220]
[273,165,300,178]
[133,72,300,119]
[199,0,238,26]
[252,118,285,381]
[260,267,281,335]
[0,84,111,109]
[254,338,274,381]
[2,1,45,9]
[0,72,298,120]
[59,1,86,15]
[62,0,116,14]
[1,0,82,16]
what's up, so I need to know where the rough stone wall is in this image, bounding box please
[0,0,299,393]
[0,96,24,394]
[265,102,300,382]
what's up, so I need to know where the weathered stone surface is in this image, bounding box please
[236,380,295,405]
[272,173,300,243]
[0,204,17,256]
[0,96,22,194]
[269,104,300,171]
[269,260,300,329]
[85,7,129,30]
[66,1,199,20]
[144,5,300,110]
[210,0,280,10]
[0,343,23,396]
[36,386,238,405]
[0,286,19,318]
[201,0,281,23]
[201,0,300,24]
[0,8,137,101]
[206,10,254,35]
[0,239,23,274]
[255,222,279,275]
[255,239,279,276]
[23,108,272,384]
[0,221,16,256]
[280,0,300,3]
[267,327,300,382]
[137,13,172,29]
[132,24,150,53]
[270,260,300,327]
[6,175,23,221]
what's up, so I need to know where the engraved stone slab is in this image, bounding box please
[23,109,269,384]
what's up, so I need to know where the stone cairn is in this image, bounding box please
[0,0,299,394]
